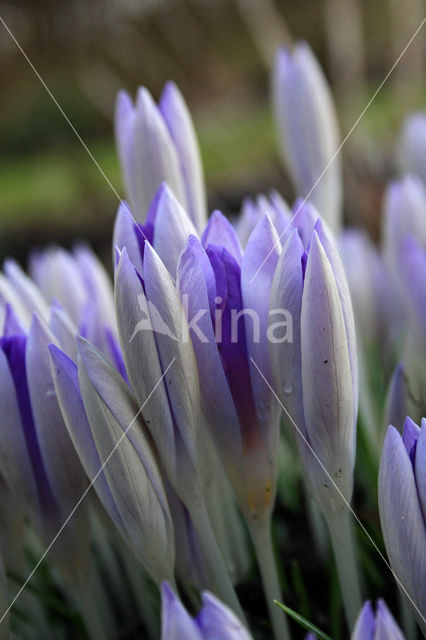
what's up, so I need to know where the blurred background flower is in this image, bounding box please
[0,0,424,265]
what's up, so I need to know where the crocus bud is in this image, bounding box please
[382,175,426,280]
[160,582,252,640]
[270,213,357,515]
[50,339,175,585]
[237,191,290,247]
[177,211,282,525]
[351,600,405,640]
[29,245,120,364]
[115,83,206,230]
[273,43,342,232]
[379,418,426,633]
[400,112,426,184]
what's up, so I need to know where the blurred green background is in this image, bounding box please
[0,0,424,264]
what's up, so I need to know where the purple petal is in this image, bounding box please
[161,582,202,640]
[202,211,243,265]
[177,237,243,485]
[0,334,53,510]
[0,345,40,511]
[207,245,257,445]
[351,600,374,640]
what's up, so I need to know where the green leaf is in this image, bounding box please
[273,601,333,640]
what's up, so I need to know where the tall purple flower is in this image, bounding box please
[379,417,426,634]
[115,82,207,230]
[270,207,361,626]
[273,43,342,231]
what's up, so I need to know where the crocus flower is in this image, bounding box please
[270,211,357,515]
[0,312,90,585]
[273,42,342,232]
[50,339,175,585]
[161,582,252,640]
[351,600,406,640]
[115,82,207,230]
[400,112,426,184]
[270,208,361,626]
[114,214,243,616]
[379,418,426,633]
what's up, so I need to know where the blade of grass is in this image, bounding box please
[273,600,333,640]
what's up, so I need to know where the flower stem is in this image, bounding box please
[249,518,291,640]
[327,509,362,630]
[189,501,246,623]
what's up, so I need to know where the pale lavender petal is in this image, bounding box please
[113,201,144,274]
[3,260,49,323]
[197,591,253,639]
[114,249,177,467]
[49,344,126,534]
[160,82,207,231]
[241,215,281,452]
[78,339,175,582]
[143,244,200,480]
[273,43,342,231]
[269,229,305,430]
[26,315,87,511]
[374,599,405,640]
[414,418,426,522]
[131,88,186,221]
[301,232,355,506]
[152,183,198,278]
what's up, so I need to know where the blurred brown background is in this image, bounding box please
[0,0,424,264]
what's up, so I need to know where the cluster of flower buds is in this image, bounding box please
[0,36,424,640]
